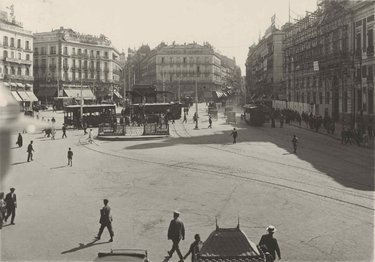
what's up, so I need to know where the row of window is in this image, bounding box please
[3,66,31,76]
[34,46,111,58]
[37,71,109,82]
[3,50,31,60]
[2,36,31,49]
[160,56,211,64]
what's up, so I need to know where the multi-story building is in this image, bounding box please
[352,0,374,127]
[135,42,241,100]
[33,27,122,103]
[0,6,37,109]
[245,26,284,99]
[283,0,374,125]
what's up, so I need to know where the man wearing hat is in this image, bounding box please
[167,210,185,261]
[259,225,281,261]
[4,188,17,225]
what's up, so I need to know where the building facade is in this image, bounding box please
[0,7,36,109]
[33,27,122,103]
[245,26,284,99]
[284,0,374,124]
[128,42,241,101]
[352,0,374,127]
[248,0,374,126]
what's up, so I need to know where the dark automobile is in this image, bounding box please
[96,249,150,262]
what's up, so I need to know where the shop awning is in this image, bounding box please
[11,91,23,102]
[16,83,25,88]
[4,82,10,87]
[113,89,123,98]
[25,91,39,102]
[26,83,33,88]
[17,91,31,101]
[10,83,17,87]
[36,88,57,97]
[64,89,96,99]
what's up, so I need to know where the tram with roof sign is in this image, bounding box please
[64,104,116,128]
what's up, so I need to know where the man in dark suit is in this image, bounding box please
[27,141,34,162]
[167,211,185,261]
[95,199,114,242]
[5,188,17,225]
[259,225,281,261]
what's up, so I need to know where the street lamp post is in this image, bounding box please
[80,76,83,119]
[194,66,200,129]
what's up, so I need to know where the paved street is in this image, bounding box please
[1,104,374,262]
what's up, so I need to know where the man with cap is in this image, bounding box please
[259,225,281,261]
[167,210,185,261]
[95,199,114,242]
[4,188,17,225]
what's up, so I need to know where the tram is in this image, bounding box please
[123,102,182,121]
[243,104,266,126]
[64,104,116,128]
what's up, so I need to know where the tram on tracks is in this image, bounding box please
[243,104,266,126]
[64,104,116,128]
[123,102,182,121]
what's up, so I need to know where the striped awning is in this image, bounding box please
[26,83,33,88]
[64,89,96,99]
[25,91,38,102]
[10,83,17,87]
[16,91,31,101]
[11,91,23,102]
[16,83,25,88]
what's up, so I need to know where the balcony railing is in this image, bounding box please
[4,57,33,65]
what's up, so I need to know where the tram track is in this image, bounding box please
[175,120,374,193]
[79,134,374,212]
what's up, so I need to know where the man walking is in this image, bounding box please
[62,124,67,139]
[208,116,212,128]
[183,234,203,262]
[67,148,73,166]
[95,199,114,242]
[167,211,185,261]
[4,188,17,225]
[27,141,34,162]
[259,225,281,261]
[230,128,238,144]
[183,113,187,124]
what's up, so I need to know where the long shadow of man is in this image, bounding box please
[61,239,109,254]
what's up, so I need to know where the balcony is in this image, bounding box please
[49,65,57,71]
[4,74,34,81]
[63,64,69,70]
[4,57,33,65]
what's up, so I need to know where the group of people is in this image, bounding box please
[0,188,17,229]
[166,211,281,262]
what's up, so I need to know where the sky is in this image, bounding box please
[0,0,318,75]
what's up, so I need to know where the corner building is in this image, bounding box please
[0,9,36,109]
[33,27,122,103]
[139,42,240,100]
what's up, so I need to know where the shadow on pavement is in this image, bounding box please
[11,161,28,166]
[61,239,108,254]
[123,121,374,191]
[50,165,67,169]
[10,146,20,149]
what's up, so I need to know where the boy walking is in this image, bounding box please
[67,148,73,166]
